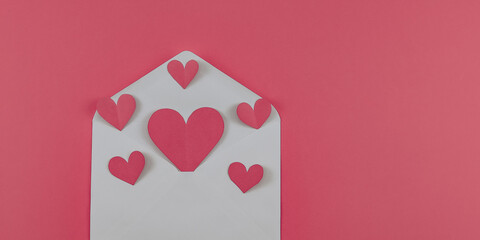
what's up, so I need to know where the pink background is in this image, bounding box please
[1,0,480,239]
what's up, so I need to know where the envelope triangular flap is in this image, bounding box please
[91,51,280,240]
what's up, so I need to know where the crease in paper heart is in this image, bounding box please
[228,162,264,193]
[167,60,199,89]
[96,94,136,131]
[148,107,224,172]
[108,151,145,185]
[237,98,271,129]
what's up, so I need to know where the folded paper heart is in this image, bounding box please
[237,98,271,129]
[96,94,136,131]
[148,107,224,172]
[228,162,264,193]
[167,60,199,89]
[108,151,145,185]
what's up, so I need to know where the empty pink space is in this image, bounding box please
[1,0,480,239]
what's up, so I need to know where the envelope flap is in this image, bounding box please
[91,51,281,240]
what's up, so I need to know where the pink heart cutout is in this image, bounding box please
[167,60,199,89]
[237,98,272,129]
[96,94,136,131]
[228,162,264,193]
[108,151,145,185]
[148,107,224,172]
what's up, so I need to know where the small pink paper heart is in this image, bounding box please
[228,162,264,193]
[236,98,271,129]
[108,151,145,185]
[148,107,224,172]
[167,60,199,89]
[96,94,136,131]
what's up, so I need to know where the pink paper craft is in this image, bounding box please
[236,98,272,129]
[167,60,199,89]
[96,94,136,131]
[108,151,145,185]
[228,162,264,193]
[148,107,224,172]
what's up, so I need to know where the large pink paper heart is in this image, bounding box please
[148,107,224,172]
[167,60,199,89]
[237,98,271,129]
[96,94,136,131]
[228,162,264,193]
[108,151,145,185]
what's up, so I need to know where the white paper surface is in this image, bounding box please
[91,51,281,240]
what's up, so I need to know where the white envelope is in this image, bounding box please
[91,51,281,240]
